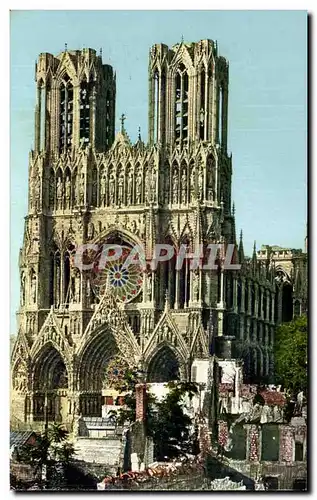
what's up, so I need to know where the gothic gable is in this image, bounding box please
[143,309,188,363]
[190,324,209,358]
[78,290,141,362]
[30,310,72,365]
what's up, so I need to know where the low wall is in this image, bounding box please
[230,460,307,490]
[74,437,122,469]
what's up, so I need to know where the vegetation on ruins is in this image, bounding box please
[16,423,75,488]
[109,368,200,461]
[274,314,307,395]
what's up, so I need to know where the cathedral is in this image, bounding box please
[11,40,307,426]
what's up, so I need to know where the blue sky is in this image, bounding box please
[10,10,307,331]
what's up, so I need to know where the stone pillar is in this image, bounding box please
[233,277,238,313]
[246,317,250,343]
[254,283,259,318]
[34,86,41,153]
[27,393,34,423]
[175,270,180,309]
[280,426,294,462]
[218,420,229,450]
[247,281,252,315]
[135,383,147,422]
[271,294,275,323]
[222,84,229,152]
[204,70,209,142]
[248,425,260,462]
[266,290,270,322]
[90,86,97,147]
[241,279,245,313]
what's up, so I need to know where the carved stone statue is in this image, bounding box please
[138,216,145,239]
[71,270,81,303]
[118,176,124,206]
[21,274,26,306]
[49,180,55,208]
[147,274,152,301]
[100,174,106,206]
[190,167,196,201]
[136,174,142,203]
[164,173,169,204]
[32,176,40,211]
[56,178,63,209]
[172,171,178,204]
[181,170,187,204]
[65,176,71,208]
[109,175,115,204]
[31,273,37,303]
[192,272,199,301]
[198,170,203,200]
[127,173,133,204]
[79,176,85,205]
[15,372,27,392]
[163,324,170,342]
[87,221,94,241]
[150,171,156,202]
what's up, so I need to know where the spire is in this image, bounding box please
[238,229,245,263]
[252,240,257,273]
[231,201,236,244]
[164,289,170,311]
[138,126,141,142]
[252,240,257,260]
[120,113,126,133]
[232,201,235,217]
[64,43,68,52]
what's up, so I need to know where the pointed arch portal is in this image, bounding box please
[77,328,119,416]
[32,344,68,422]
[147,344,180,383]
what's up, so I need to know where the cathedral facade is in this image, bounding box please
[11,40,304,426]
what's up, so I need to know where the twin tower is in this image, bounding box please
[34,40,228,154]
[12,40,276,425]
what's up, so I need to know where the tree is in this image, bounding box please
[109,370,199,461]
[274,314,307,395]
[17,423,75,489]
[151,381,199,460]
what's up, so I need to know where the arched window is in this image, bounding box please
[105,90,112,148]
[218,85,224,146]
[51,248,61,307]
[63,245,75,306]
[80,79,90,146]
[49,168,55,210]
[59,75,73,152]
[153,70,159,143]
[91,166,98,206]
[200,68,206,140]
[174,64,189,145]
[179,238,191,308]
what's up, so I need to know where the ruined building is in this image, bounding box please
[11,40,306,425]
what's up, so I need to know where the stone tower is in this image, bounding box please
[11,41,276,426]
